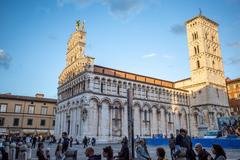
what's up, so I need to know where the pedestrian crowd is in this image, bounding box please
[0,128,231,160]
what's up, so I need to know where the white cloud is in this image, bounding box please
[57,0,94,7]
[170,24,186,35]
[101,0,145,19]
[162,54,173,59]
[56,0,158,20]
[142,53,157,58]
[0,49,11,69]
[227,41,240,48]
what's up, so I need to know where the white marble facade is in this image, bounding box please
[55,71,190,140]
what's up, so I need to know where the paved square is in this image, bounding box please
[31,142,240,160]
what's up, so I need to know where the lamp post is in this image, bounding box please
[127,88,134,159]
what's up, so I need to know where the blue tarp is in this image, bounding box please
[144,137,240,149]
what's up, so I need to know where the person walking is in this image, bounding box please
[115,138,129,160]
[91,137,96,146]
[194,143,213,160]
[173,128,187,160]
[183,129,196,160]
[32,136,37,149]
[211,144,226,160]
[62,132,69,153]
[83,136,88,148]
[55,144,64,160]
[70,136,73,147]
[135,140,151,160]
[143,139,151,160]
[103,146,114,160]
[36,142,47,160]
[168,133,175,160]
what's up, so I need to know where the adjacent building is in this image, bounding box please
[55,13,230,141]
[0,93,57,135]
[226,78,240,115]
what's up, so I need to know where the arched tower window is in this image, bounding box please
[195,32,198,39]
[194,47,197,54]
[144,110,148,122]
[117,84,120,95]
[100,82,104,93]
[197,60,200,69]
[197,45,200,54]
[212,61,215,69]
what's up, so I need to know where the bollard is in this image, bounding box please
[64,148,77,160]
[26,143,32,160]
[9,142,16,160]
[18,144,27,160]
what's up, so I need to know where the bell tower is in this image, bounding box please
[66,20,86,66]
[59,20,94,85]
[175,13,230,136]
[186,13,225,87]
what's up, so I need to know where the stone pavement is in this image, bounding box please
[31,143,240,160]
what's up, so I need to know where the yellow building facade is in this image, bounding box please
[0,93,57,136]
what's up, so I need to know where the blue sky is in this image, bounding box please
[0,0,240,98]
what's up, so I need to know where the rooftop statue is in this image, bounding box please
[76,20,85,31]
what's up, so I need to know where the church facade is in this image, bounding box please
[55,15,230,141]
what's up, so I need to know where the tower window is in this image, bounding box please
[212,36,215,41]
[197,60,200,68]
[100,82,104,93]
[117,85,120,95]
[197,45,200,54]
[212,61,215,69]
[205,33,208,39]
[194,47,197,54]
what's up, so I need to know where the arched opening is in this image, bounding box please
[197,60,200,69]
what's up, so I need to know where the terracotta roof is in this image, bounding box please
[93,65,188,92]
[0,94,57,103]
[185,15,218,26]
[226,77,240,84]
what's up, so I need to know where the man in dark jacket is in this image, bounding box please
[62,132,69,153]
[183,129,196,160]
[85,147,101,160]
[173,128,186,159]
[194,143,213,160]
[116,138,129,160]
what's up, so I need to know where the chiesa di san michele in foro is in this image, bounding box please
[54,13,230,141]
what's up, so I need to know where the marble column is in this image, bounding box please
[76,107,81,136]
[133,106,141,136]
[69,109,73,136]
[101,102,110,140]
[175,112,180,131]
[109,106,113,139]
[182,112,187,129]
[72,108,76,137]
[151,107,158,135]
[88,101,98,137]
[82,107,89,137]
[160,108,166,135]
[166,113,169,136]
[141,110,145,136]
[54,113,59,137]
